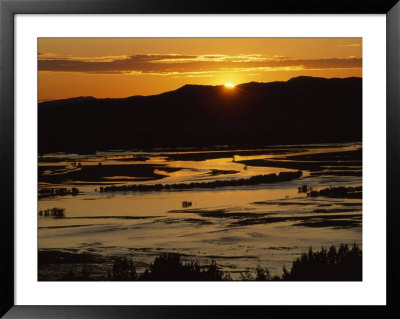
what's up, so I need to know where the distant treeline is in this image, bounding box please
[39,187,79,198]
[53,244,362,281]
[38,207,65,218]
[98,171,302,193]
[307,186,362,199]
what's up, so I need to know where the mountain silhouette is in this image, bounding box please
[38,76,362,154]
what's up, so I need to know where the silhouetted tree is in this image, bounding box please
[282,244,362,281]
[111,257,137,281]
[139,254,224,281]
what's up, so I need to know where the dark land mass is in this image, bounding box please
[293,219,361,228]
[38,76,362,154]
[312,208,359,213]
[238,158,359,170]
[237,149,361,176]
[253,200,328,206]
[309,171,362,176]
[288,149,362,161]
[167,207,361,229]
[38,163,179,184]
[98,171,302,193]
[63,216,162,220]
[231,213,361,228]
[112,155,150,162]
[38,244,362,281]
[163,148,305,161]
[38,187,79,198]
[38,250,101,265]
[307,186,362,199]
[36,149,302,164]
[208,169,239,176]
[168,208,272,219]
[156,218,214,226]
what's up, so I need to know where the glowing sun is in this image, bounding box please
[224,83,235,88]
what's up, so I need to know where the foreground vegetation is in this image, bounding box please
[106,254,227,281]
[280,243,362,281]
[39,244,361,281]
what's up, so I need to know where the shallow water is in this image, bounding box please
[38,143,362,278]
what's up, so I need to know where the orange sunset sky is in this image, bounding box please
[38,38,362,101]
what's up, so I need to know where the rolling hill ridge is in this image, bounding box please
[38,76,362,154]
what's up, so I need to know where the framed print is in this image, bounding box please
[1,0,399,318]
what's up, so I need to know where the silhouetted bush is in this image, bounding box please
[239,270,254,281]
[102,245,361,281]
[40,244,362,281]
[61,264,92,281]
[255,266,281,281]
[239,266,280,281]
[281,243,362,281]
[298,184,313,193]
[139,254,225,281]
[182,201,192,208]
[108,257,137,281]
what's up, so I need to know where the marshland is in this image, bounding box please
[38,142,362,280]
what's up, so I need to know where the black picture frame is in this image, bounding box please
[1,0,399,318]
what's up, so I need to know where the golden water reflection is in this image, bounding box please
[38,143,362,277]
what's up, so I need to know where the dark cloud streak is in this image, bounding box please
[38,54,362,75]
